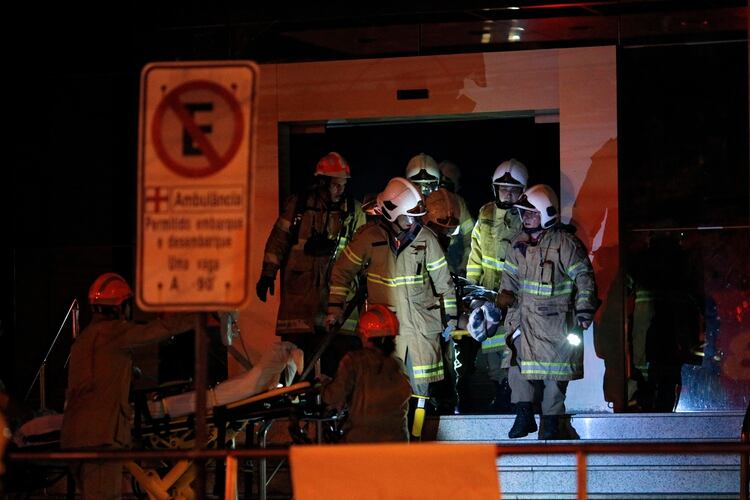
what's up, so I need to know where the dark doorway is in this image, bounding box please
[283,115,560,218]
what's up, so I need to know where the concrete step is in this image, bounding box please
[424,412,745,499]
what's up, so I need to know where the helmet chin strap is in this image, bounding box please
[496,200,514,209]
[523,225,543,235]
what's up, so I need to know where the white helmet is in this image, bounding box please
[406,153,440,196]
[376,177,426,222]
[492,158,528,188]
[492,158,528,208]
[514,184,559,229]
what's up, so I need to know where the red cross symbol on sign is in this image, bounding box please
[151,80,244,178]
[145,187,169,213]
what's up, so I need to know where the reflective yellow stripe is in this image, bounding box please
[340,317,358,332]
[481,256,504,271]
[343,246,363,265]
[426,256,447,271]
[413,361,444,378]
[329,285,350,297]
[367,273,426,287]
[460,218,474,231]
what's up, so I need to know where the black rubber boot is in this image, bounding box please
[508,402,537,438]
[541,415,561,440]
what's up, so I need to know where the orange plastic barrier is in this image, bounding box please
[289,442,500,499]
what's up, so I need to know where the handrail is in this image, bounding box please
[8,441,750,500]
[24,298,79,406]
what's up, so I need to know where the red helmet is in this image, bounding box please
[88,273,133,307]
[315,152,351,178]
[358,304,399,339]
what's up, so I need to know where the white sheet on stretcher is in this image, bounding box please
[149,342,303,419]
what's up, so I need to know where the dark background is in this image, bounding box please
[3,2,747,412]
[286,117,560,216]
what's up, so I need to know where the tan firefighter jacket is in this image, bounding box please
[466,202,522,352]
[328,220,457,384]
[500,226,598,381]
[321,348,412,443]
[261,191,365,335]
[61,314,196,449]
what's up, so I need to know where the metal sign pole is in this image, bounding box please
[194,312,208,498]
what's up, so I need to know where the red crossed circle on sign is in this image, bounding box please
[152,80,244,178]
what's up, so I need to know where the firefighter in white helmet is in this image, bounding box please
[459,159,528,413]
[500,185,599,439]
[407,155,475,275]
[257,152,366,375]
[61,273,196,499]
[326,177,457,436]
[320,304,412,442]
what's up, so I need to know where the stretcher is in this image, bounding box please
[4,413,75,499]
[130,380,328,500]
[128,342,342,500]
[7,342,342,500]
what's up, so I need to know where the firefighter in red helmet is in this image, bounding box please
[61,273,196,499]
[320,304,412,442]
[256,152,366,376]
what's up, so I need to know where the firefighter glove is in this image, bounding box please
[325,307,343,331]
[441,324,456,342]
[256,275,275,302]
[576,311,594,330]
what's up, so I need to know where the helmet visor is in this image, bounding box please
[406,199,427,217]
[514,194,538,212]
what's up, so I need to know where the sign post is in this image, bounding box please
[137,61,258,498]
[137,61,258,313]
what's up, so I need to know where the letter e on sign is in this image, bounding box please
[136,61,259,312]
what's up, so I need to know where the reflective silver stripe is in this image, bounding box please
[426,256,447,271]
[481,256,504,271]
[413,361,444,379]
[520,360,581,376]
[481,335,505,349]
[367,273,425,287]
[329,285,350,297]
[343,246,363,265]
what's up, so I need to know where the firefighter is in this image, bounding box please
[460,159,528,413]
[626,231,703,412]
[406,154,474,275]
[256,152,366,375]
[60,273,196,499]
[422,188,462,414]
[500,185,598,439]
[326,177,457,435]
[438,159,476,276]
[320,304,412,443]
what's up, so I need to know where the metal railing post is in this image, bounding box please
[576,450,588,500]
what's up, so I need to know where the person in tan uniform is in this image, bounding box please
[406,154,474,275]
[326,177,457,429]
[256,152,366,375]
[459,159,527,413]
[321,304,412,443]
[500,185,599,439]
[60,273,196,500]
[406,154,473,414]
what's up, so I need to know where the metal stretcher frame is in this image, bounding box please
[131,381,321,500]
